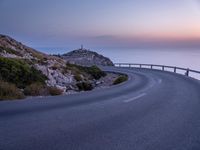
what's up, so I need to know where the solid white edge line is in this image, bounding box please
[123,93,147,103]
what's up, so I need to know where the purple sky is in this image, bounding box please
[0,0,200,53]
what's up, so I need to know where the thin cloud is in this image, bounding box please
[93,35,116,40]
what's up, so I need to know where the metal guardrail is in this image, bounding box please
[114,63,200,79]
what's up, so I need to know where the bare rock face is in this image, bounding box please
[34,63,73,88]
[62,49,114,66]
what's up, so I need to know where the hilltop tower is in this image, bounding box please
[81,44,83,50]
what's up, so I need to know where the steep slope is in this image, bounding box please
[0,34,47,60]
[0,35,74,91]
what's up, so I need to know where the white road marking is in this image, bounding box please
[158,79,162,84]
[123,93,147,103]
[149,84,154,88]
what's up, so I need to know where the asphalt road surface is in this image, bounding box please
[1,67,200,150]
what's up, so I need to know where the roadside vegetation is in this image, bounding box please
[0,80,25,100]
[0,57,62,100]
[65,63,106,80]
[113,75,128,85]
[65,63,106,91]
[76,82,93,91]
[0,57,47,88]
[0,57,108,100]
[24,82,63,96]
[47,87,63,96]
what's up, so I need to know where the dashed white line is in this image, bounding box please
[149,84,154,88]
[123,93,147,103]
[158,79,162,84]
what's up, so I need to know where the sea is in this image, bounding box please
[38,48,200,80]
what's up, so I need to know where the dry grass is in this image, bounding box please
[48,87,63,96]
[0,80,25,100]
[24,83,63,96]
[24,82,46,96]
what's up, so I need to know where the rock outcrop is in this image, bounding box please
[62,48,114,66]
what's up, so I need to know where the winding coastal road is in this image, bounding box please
[1,67,200,150]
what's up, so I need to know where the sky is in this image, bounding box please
[0,0,200,53]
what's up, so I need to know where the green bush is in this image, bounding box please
[48,87,63,96]
[0,57,47,88]
[85,65,106,80]
[0,80,25,100]
[74,74,82,81]
[76,82,93,91]
[65,63,106,80]
[113,75,128,85]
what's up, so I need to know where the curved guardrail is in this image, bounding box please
[114,63,200,80]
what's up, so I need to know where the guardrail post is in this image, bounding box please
[174,67,177,73]
[162,66,164,71]
[185,68,189,76]
[139,64,142,68]
[129,64,131,67]
[151,65,153,69]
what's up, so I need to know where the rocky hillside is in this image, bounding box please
[0,35,46,59]
[62,47,114,66]
[0,35,73,91]
[0,35,115,99]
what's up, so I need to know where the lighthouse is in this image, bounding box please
[81,44,84,50]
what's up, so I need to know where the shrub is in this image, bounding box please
[74,74,82,81]
[24,82,46,96]
[76,82,93,91]
[31,51,45,60]
[24,83,63,96]
[85,65,106,80]
[0,80,25,100]
[0,46,22,57]
[113,75,128,85]
[0,57,47,88]
[47,87,63,96]
[65,63,106,80]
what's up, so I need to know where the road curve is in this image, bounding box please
[1,67,200,150]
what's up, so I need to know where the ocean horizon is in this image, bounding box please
[37,47,200,70]
[35,47,200,80]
